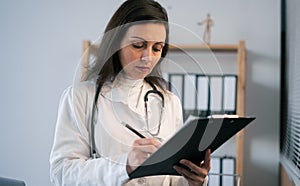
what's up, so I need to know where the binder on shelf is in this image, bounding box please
[129,115,256,179]
[222,157,235,185]
[197,76,209,111]
[184,75,196,110]
[209,158,221,186]
[210,77,223,112]
[223,76,237,112]
[169,75,183,99]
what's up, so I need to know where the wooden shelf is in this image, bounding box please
[169,44,239,52]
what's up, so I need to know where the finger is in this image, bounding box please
[137,144,158,154]
[198,149,211,168]
[173,165,206,184]
[149,138,162,148]
[127,148,151,168]
[134,138,161,148]
[179,159,208,177]
[203,149,211,170]
[179,160,200,173]
[132,141,159,155]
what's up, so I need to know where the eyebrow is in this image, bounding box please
[130,36,165,44]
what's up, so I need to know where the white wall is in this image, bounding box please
[0,1,280,186]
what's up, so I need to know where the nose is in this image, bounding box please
[141,47,153,62]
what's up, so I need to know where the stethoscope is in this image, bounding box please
[89,80,165,159]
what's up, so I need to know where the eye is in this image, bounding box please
[132,42,145,49]
[153,47,162,52]
[153,44,164,52]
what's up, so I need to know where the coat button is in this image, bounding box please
[137,178,146,185]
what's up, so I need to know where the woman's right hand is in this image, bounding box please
[126,138,161,174]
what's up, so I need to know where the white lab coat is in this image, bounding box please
[50,77,208,186]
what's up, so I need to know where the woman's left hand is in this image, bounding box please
[173,149,211,186]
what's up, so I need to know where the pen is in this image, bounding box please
[121,121,146,138]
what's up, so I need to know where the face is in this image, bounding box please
[118,23,166,79]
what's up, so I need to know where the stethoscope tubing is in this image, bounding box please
[89,81,165,158]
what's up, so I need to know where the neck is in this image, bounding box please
[114,73,144,88]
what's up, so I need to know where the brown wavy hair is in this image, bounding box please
[86,0,170,99]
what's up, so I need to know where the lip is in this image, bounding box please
[136,66,150,73]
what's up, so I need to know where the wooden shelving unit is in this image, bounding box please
[169,40,246,185]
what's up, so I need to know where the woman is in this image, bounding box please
[50,0,210,185]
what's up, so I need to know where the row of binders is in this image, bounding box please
[209,156,237,186]
[166,73,237,118]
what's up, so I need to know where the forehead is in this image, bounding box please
[123,23,166,42]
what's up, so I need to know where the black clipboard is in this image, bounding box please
[129,116,256,179]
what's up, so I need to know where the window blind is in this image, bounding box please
[281,0,300,180]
